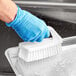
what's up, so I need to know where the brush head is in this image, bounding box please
[18,26,62,62]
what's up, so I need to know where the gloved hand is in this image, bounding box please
[6,6,50,42]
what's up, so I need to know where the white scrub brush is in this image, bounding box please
[18,26,62,62]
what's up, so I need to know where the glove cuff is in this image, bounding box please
[5,6,29,27]
[6,6,19,27]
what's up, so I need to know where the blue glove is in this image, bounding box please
[6,6,50,42]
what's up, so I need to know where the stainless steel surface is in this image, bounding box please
[14,0,76,3]
[0,73,15,76]
[14,0,76,23]
[63,36,76,46]
[14,0,54,1]
[15,1,76,9]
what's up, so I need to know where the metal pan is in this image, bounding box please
[5,36,76,76]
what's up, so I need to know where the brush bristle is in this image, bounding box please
[18,38,62,62]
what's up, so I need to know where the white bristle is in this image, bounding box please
[18,26,62,62]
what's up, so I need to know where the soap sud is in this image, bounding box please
[49,48,76,76]
[8,47,76,76]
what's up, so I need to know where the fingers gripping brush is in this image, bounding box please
[18,26,62,62]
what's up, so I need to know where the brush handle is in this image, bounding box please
[48,26,62,42]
